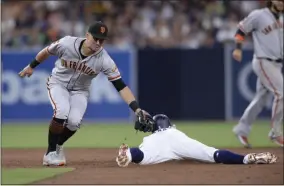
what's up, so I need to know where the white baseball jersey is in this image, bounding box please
[47,36,121,91]
[238,8,283,59]
[137,127,217,165]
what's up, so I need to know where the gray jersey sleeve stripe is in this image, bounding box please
[108,75,121,81]
[46,46,55,55]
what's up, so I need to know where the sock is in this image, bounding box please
[213,150,245,164]
[130,148,144,163]
[57,126,76,146]
[46,118,65,155]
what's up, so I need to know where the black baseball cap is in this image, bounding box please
[88,21,108,40]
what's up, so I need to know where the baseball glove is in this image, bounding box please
[135,110,155,133]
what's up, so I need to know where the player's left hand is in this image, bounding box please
[232,49,242,62]
[18,65,34,78]
[135,109,148,123]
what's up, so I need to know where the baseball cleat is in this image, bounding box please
[43,151,66,166]
[232,125,252,148]
[269,131,283,147]
[236,135,252,148]
[270,136,284,147]
[246,152,277,164]
[56,144,67,161]
[116,143,131,167]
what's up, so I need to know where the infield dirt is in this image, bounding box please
[2,147,283,184]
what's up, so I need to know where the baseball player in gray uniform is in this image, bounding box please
[232,0,283,148]
[19,21,151,166]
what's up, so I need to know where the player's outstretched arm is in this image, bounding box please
[18,47,51,78]
[117,85,141,114]
[19,36,67,78]
[232,10,259,62]
[111,78,149,123]
[103,55,151,125]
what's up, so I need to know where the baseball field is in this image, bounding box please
[1,121,283,184]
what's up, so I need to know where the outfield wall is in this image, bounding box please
[1,46,272,123]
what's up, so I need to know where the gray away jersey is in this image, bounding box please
[238,8,283,59]
[46,36,121,91]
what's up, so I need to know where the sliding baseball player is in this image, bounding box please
[116,114,277,167]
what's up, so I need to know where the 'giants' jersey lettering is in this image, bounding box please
[238,8,283,59]
[262,20,283,35]
[46,36,121,90]
[60,60,96,76]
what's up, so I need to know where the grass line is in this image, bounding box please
[1,168,74,184]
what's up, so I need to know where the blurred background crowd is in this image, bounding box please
[1,0,266,50]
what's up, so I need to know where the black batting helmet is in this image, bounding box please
[152,114,173,133]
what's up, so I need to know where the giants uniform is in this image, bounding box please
[46,36,121,130]
[19,21,147,166]
[233,7,283,146]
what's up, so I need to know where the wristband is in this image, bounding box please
[236,43,242,50]
[129,101,140,112]
[29,59,40,69]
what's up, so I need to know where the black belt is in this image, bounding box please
[258,57,283,63]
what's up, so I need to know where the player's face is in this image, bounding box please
[85,33,105,52]
[272,0,284,11]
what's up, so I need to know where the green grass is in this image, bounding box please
[1,168,74,184]
[1,121,277,148]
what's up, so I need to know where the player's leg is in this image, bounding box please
[116,143,246,166]
[233,78,270,148]
[214,150,277,164]
[172,130,277,164]
[44,83,70,166]
[57,90,88,146]
[252,59,283,146]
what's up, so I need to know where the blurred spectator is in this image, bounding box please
[1,0,265,50]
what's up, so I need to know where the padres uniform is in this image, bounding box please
[116,114,277,167]
[233,5,283,146]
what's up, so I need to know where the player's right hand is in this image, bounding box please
[18,65,34,78]
[232,49,242,62]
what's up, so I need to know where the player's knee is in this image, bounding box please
[66,124,80,131]
[55,107,69,120]
[274,90,283,100]
[66,116,82,131]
